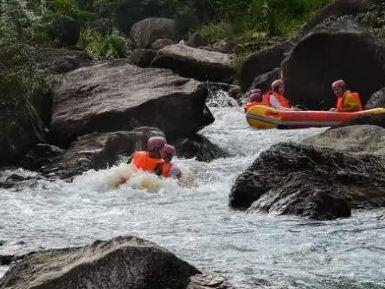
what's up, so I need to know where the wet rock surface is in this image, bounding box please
[0,236,199,289]
[282,19,385,109]
[332,113,385,129]
[230,142,385,219]
[173,134,231,162]
[51,60,213,144]
[152,44,236,83]
[0,236,236,289]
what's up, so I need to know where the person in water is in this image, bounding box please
[329,79,363,112]
[161,144,182,179]
[244,88,263,112]
[131,136,166,176]
[263,79,291,109]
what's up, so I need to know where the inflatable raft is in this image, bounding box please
[246,105,385,129]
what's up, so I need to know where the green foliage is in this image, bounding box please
[78,26,132,59]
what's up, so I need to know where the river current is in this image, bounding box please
[1,91,385,289]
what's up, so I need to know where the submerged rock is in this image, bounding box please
[130,18,180,48]
[0,236,235,289]
[282,19,385,109]
[51,60,213,144]
[230,142,385,220]
[152,44,236,83]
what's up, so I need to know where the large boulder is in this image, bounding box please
[152,44,236,83]
[248,68,281,93]
[239,0,371,92]
[51,60,213,144]
[282,19,385,109]
[0,236,200,289]
[230,142,385,219]
[130,18,180,49]
[365,87,385,109]
[248,173,351,220]
[298,0,370,37]
[42,127,164,179]
[129,49,157,68]
[173,134,231,162]
[303,125,385,157]
[239,40,292,91]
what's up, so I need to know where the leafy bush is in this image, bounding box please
[79,26,132,59]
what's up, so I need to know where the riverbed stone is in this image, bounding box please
[230,142,385,220]
[303,125,385,157]
[152,44,236,83]
[0,236,199,289]
[365,87,385,109]
[51,60,213,144]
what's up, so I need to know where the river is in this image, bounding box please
[1,91,384,289]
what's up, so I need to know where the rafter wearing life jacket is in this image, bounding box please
[245,89,264,112]
[332,80,363,112]
[263,79,291,109]
[131,136,166,175]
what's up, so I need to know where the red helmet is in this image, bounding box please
[271,79,284,90]
[163,144,176,156]
[251,88,262,94]
[332,80,346,89]
[249,92,263,102]
[147,136,166,150]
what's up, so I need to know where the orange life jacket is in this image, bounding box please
[262,92,290,108]
[244,101,262,112]
[161,162,172,178]
[132,151,164,172]
[336,91,363,112]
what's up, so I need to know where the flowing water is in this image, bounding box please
[1,92,385,289]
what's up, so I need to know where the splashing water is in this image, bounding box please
[1,91,385,289]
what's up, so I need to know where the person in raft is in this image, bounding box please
[130,136,166,176]
[263,79,292,110]
[329,79,363,112]
[161,144,182,180]
[244,88,264,112]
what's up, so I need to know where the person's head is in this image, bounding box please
[161,144,176,163]
[249,91,263,102]
[332,79,346,98]
[147,136,166,158]
[271,79,285,94]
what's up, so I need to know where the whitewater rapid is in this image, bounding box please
[1,91,385,289]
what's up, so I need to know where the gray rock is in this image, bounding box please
[239,40,293,91]
[51,60,213,144]
[365,87,385,109]
[249,68,281,93]
[0,236,200,289]
[282,19,385,109]
[48,16,81,47]
[129,49,157,68]
[230,142,385,219]
[187,32,208,48]
[35,48,91,74]
[130,18,180,48]
[152,44,236,83]
[173,134,231,162]
[303,125,385,157]
[43,127,164,179]
[151,38,176,50]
